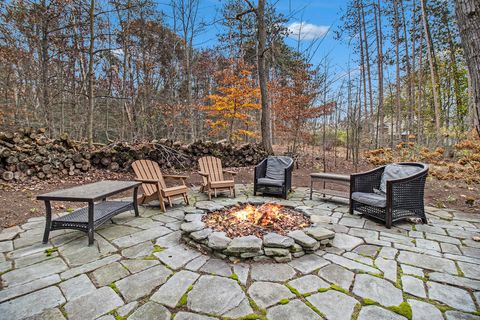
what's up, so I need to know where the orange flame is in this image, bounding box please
[231,203,285,226]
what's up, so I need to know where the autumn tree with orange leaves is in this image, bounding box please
[203,60,260,142]
[272,63,334,152]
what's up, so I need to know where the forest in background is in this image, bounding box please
[0,0,479,161]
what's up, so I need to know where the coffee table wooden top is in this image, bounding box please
[37,180,141,202]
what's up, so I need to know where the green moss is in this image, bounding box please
[59,306,68,319]
[177,285,194,307]
[285,284,300,296]
[44,247,58,257]
[278,298,289,305]
[108,283,120,295]
[363,298,377,305]
[230,273,239,281]
[387,302,412,320]
[302,292,312,297]
[318,287,330,293]
[143,255,157,260]
[411,225,417,231]
[152,245,164,253]
[434,303,454,313]
[455,261,465,277]
[304,300,326,318]
[235,314,264,320]
[115,316,126,320]
[248,297,260,310]
[329,284,349,294]
[411,239,416,245]
[368,272,384,279]
[351,303,362,320]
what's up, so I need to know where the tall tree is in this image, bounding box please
[454,0,480,136]
[420,0,442,142]
[237,0,273,153]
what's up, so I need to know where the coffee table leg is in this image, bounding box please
[88,201,95,245]
[133,187,139,217]
[42,200,52,244]
[310,179,313,200]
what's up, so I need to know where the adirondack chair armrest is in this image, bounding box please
[198,171,210,177]
[223,170,237,176]
[163,175,188,180]
[134,178,161,184]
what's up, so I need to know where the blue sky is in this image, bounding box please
[157,0,352,79]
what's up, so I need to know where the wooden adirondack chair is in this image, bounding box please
[198,156,236,200]
[132,160,189,212]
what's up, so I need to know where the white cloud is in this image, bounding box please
[287,22,329,41]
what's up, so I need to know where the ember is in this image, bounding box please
[202,203,312,238]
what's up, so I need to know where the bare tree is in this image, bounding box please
[454,0,480,136]
[420,0,442,143]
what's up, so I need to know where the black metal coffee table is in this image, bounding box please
[37,180,141,245]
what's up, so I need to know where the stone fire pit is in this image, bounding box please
[180,201,335,262]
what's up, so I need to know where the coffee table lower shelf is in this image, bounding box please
[51,201,134,232]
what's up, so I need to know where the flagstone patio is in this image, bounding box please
[0,185,479,320]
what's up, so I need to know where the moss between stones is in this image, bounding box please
[329,284,349,295]
[304,300,326,318]
[317,287,329,293]
[454,261,465,277]
[233,314,266,320]
[285,284,300,296]
[367,272,384,279]
[278,298,289,305]
[152,245,164,253]
[177,285,194,307]
[351,303,362,320]
[44,247,58,257]
[108,309,125,320]
[230,273,239,281]
[143,255,157,260]
[362,298,377,305]
[108,282,121,295]
[387,302,412,320]
[59,305,68,319]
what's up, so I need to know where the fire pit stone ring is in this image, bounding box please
[181,200,335,263]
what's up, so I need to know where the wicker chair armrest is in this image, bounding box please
[387,169,428,206]
[350,166,385,193]
[255,158,268,181]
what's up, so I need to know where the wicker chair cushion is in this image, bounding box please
[352,192,387,208]
[380,164,423,193]
[265,156,293,181]
[257,177,284,187]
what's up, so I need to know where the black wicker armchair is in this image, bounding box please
[254,156,293,199]
[349,162,429,228]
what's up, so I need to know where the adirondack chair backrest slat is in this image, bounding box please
[199,156,224,183]
[132,160,166,196]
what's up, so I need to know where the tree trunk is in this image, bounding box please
[256,0,273,153]
[87,0,95,147]
[374,0,385,147]
[454,0,480,136]
[420,0,442,143]
[394,0,402,142]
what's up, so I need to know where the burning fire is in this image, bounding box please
[231,203,284,226]
[202,202,312,238]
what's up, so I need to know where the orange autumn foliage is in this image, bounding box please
[203,60,260,142]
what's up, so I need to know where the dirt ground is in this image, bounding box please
[0,146,478,230]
